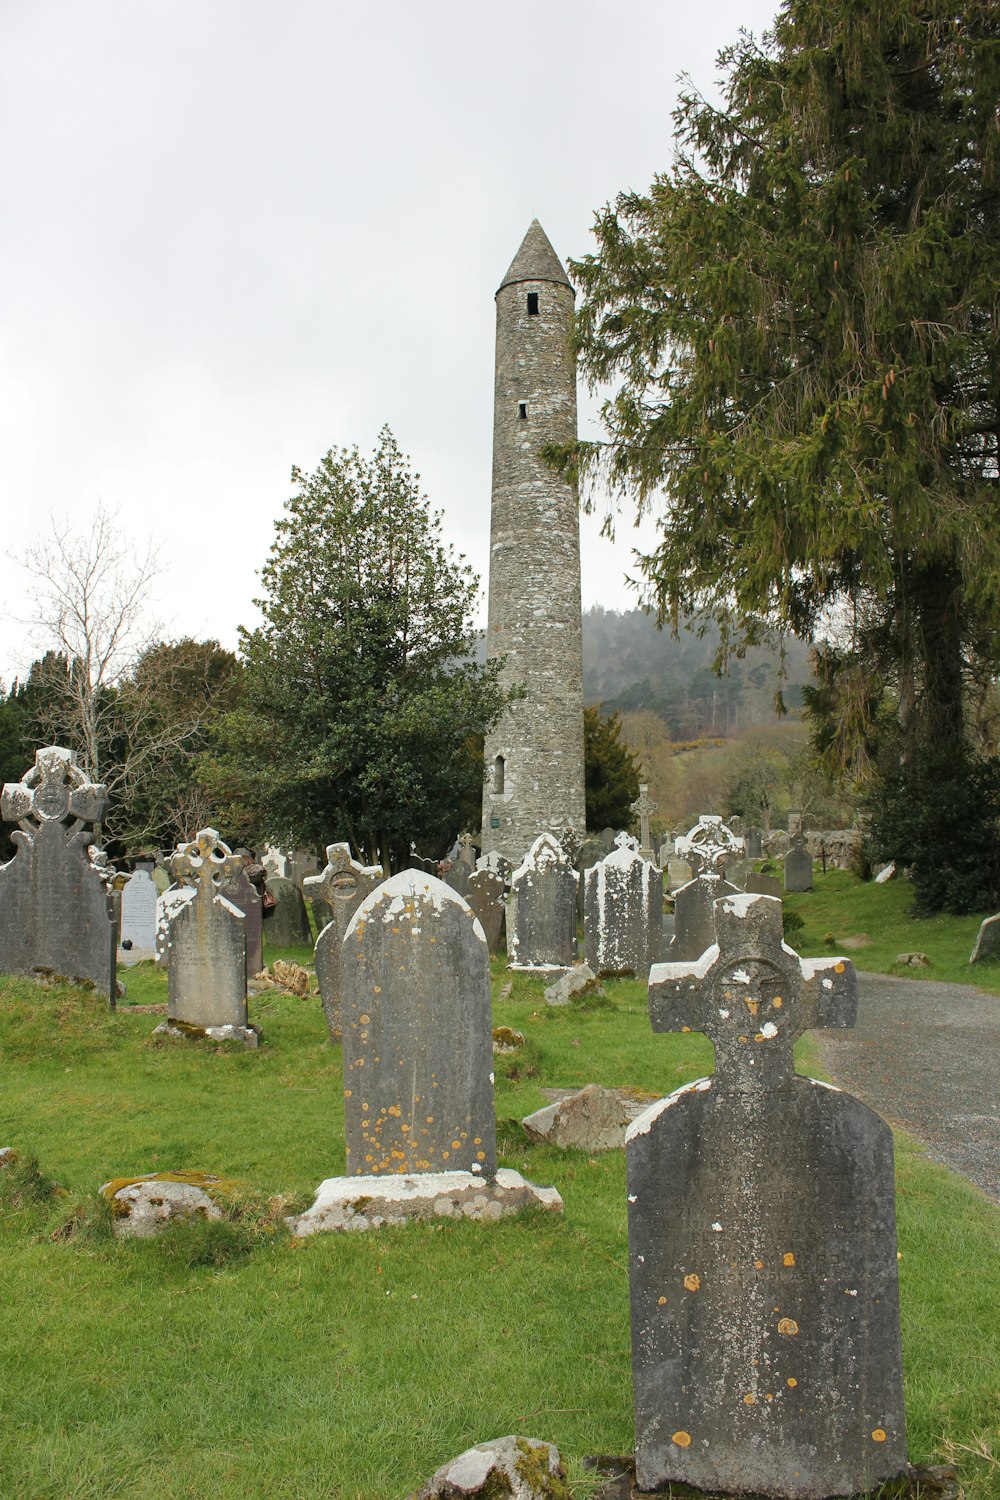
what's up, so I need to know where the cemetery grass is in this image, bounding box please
[781,868,1000,991]
[0,951,993,1500]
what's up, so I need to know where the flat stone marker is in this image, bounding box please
[584,833,662,977]
[119,867,158,959]
[160,828,253,1040]
[628,892,906,1498]
[785,832,814,893]
[466,867,506,954]
[304,843,383,1037]
[508,833,577,969]
[341,869,496,1177]
[0,746,117,998]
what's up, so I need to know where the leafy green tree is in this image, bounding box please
[570,0,999,773]
[203,428,513,868]
[584,706,643,830]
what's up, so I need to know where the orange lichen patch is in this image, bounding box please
[772,995,783,1007]
[777,1318,799,1336]
[872,1429,887,1443]
[452,1140,461,1150]
[754,1259,765,1269]
[738,1035,749,1044]
[754,1032,765,1042]
[671,1432,692,1449]
[783,1252,796,1266]
[743,1394,756,1405]
[657,1296,667,1305]
[477,1151,486,1161]
[681,1025,692,1033]
[683,1273,701,1292]
[344,1089,352,1098]
[744,998,760,1016]
[426,1116,434,1124]
[360,1013,371,1024]
[766,1394,774,1402]
[473,1137,482,1146]
[835,962,846,973]
[787,1378,798,1388]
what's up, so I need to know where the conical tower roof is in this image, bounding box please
[497,219,573,293]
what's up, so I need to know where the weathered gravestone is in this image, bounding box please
[969,911,1000,965]
[600,826,616,853]
[584,833,662,977]
[287,871,563,1233]
[627,891,906,1498]
[785,831,814,893]
[746,869,783,899]
[668,815,744,962]
[0,746,116,998]
[466,867,506,954]
[746,826,764,859]
[304,843,383,1037]
[631,782,658,864]
[151,864,171,895]
[119,866,158,959]
[457,832,477,869]
[264,874,312,946]
[158,829,255,1043]
[221,868,264,978]
[507,833,577,969]
[442,857,471,899]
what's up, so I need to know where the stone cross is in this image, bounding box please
[162,829,249,1032]
[628,892,906,1497]
[631,783,657,861]
[304,843,383,1038]
[614,830,639,852]
[674,813,744,878]
[457,832,477,868]
[0,746,117,998]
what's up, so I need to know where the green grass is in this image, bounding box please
[781,867,1000,990]
[0,950,996,1499]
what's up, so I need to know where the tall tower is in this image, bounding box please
[481,220,586,862]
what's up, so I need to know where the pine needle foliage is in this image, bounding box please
[571,0,1000,766]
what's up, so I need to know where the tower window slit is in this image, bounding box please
[494,755,505,794]
[527,291,539,315]
[518,402,527,420]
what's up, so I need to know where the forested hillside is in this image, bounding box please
[582,606,813,737]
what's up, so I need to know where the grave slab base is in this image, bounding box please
[153,1020,260,1048]
[582,1456,959,1500]
[287,1167,563,1235]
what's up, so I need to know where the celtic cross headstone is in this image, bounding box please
[631,783,657,863]
[668,815,745,961]
[628,891,906,1497]
[304,843,383,1038]
[0,746,117,998]
[162,828,250,1035]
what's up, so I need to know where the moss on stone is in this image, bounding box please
[512,1439,570,1500]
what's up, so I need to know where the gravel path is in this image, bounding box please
[814,972,999,1202]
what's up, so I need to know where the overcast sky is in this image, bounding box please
[0,0,780,686]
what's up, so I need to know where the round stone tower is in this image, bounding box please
[481,220,586,863]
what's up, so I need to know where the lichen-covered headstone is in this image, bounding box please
[507,833,577,968]
[305,843,383,1038]
[785,832,814,893]
[628,892,906,1498]
[341,869,496,1177]
[119,866,158,959]
[969,911,1000,964]
[584,833,662,977]
[161,829,250,1035]
[0,746,116,997]
[466,867,506,954]
[264,874,312,946]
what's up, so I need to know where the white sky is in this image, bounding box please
[0,0,779,685]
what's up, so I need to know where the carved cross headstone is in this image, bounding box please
[457,832,477,868]
[466,867,506,954]
[631,783,658,862]
[0,746,117,998]
[341,869,496,1177]
[304,843,383,1038]
[674,813,744,878]
[784,831,814,893]
[163,828,249,1030]
[628,892,906,1498]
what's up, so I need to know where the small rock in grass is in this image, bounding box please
[492,1025,525,1053]
[523,1084,633,1151]
[102,1177,223,1238]
[410,1435,569,1499]
[896,951,930,968]
[543,964,603,1007]
[840,933,873,949]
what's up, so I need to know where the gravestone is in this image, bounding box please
[160,829,253,1040]
[304,843,383,1038]
[0,746,117,998]
[119,867,158,959]
[307,895,332,936]
[969,912,1000,965]
[628,891,906,1497]
[600,826,616,853]
[575,835,607,917]
[746,826,764,859]
[784,832,814,893]
[631,783,658,864]
[476,848,511,882]
[584,833,662,977]
[457,832,477,869]
[151,864,170,894]
[341,869,496,1176]
[264,875,312,946]
[668,816,744,961]
[665,855,693,892]
[262,846,290,879]
[507,833,577,969]
[746,870,783,899]
[442,858,471,900]
[221,868,264,978]
[466,868,506,954]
